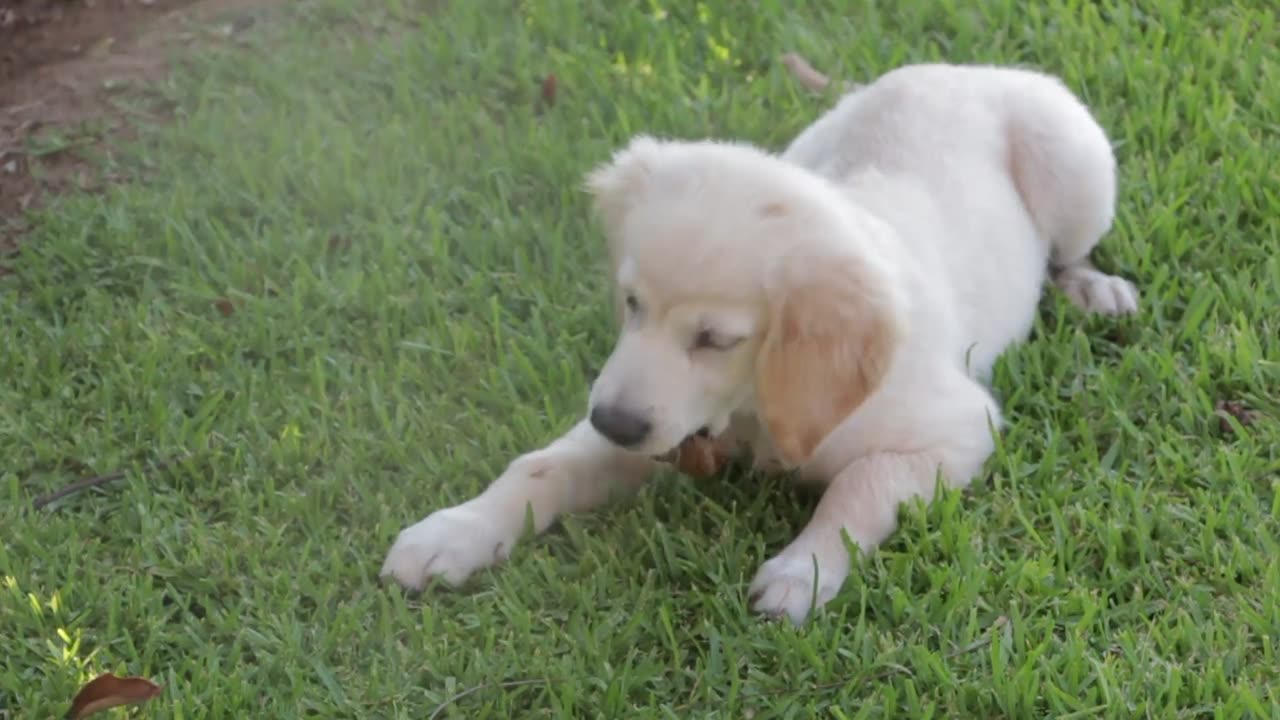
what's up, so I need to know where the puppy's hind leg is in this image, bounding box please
[1051,259,1139,316]
[1007,75,1139,316]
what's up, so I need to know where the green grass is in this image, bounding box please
[2,0,1278,716]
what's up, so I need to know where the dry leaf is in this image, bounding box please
[66,672,162,719]
[87,36,116,57]
[213,297,238,316]
[1215,399,1257,434]
[540,73,557,106]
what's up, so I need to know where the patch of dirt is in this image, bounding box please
[1,0,267,255]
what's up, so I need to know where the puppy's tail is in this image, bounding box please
[780,52,860,93]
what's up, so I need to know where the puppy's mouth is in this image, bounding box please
[651,426,710,463]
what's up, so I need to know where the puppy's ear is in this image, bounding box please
[585,135,663,323]
[754,251,906,466]
[584,135,663,235]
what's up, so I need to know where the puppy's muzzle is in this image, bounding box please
[589,404,652,448]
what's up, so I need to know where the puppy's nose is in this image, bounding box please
[589,404,652,447]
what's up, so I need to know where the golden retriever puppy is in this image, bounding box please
[381,59,1139,624]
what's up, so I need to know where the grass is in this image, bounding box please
[2,0,1278,716]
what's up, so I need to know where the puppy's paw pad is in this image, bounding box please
[380,507,513,591]
[1056,268,1139,316]
[747,552,842,626]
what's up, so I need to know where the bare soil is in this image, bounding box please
[1,0,262,258]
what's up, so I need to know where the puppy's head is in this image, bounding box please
[584,136,906,466]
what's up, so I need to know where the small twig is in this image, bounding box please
[780,52,861,94]
[32,454,186,510]
[1,98,47,117]
[427,678,553,720]
[780,52,832,91]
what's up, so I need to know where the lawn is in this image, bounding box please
[2,0,1278,717]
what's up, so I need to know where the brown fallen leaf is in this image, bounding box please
[1215,399,1257,434]
[540,73,557,107]
[66,672,163,719]
[327,234,352,253]
[213,297,238,316]
[87,36,117,57]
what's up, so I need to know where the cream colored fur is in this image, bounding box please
[381,58,1139,624]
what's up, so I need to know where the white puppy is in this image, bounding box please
[382,59,1138,624]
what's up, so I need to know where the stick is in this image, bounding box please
[32,455,185,510]
[427,678,552,720]
[780,52,861,94]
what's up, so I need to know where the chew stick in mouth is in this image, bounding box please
[654,430,733,478]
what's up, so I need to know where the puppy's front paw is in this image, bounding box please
[380,505,514,591]
[748,546,848,625]
[1055,266,1139,316]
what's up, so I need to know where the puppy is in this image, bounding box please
[381,58,1138,624]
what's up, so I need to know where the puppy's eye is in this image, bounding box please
[693,329,743,351]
